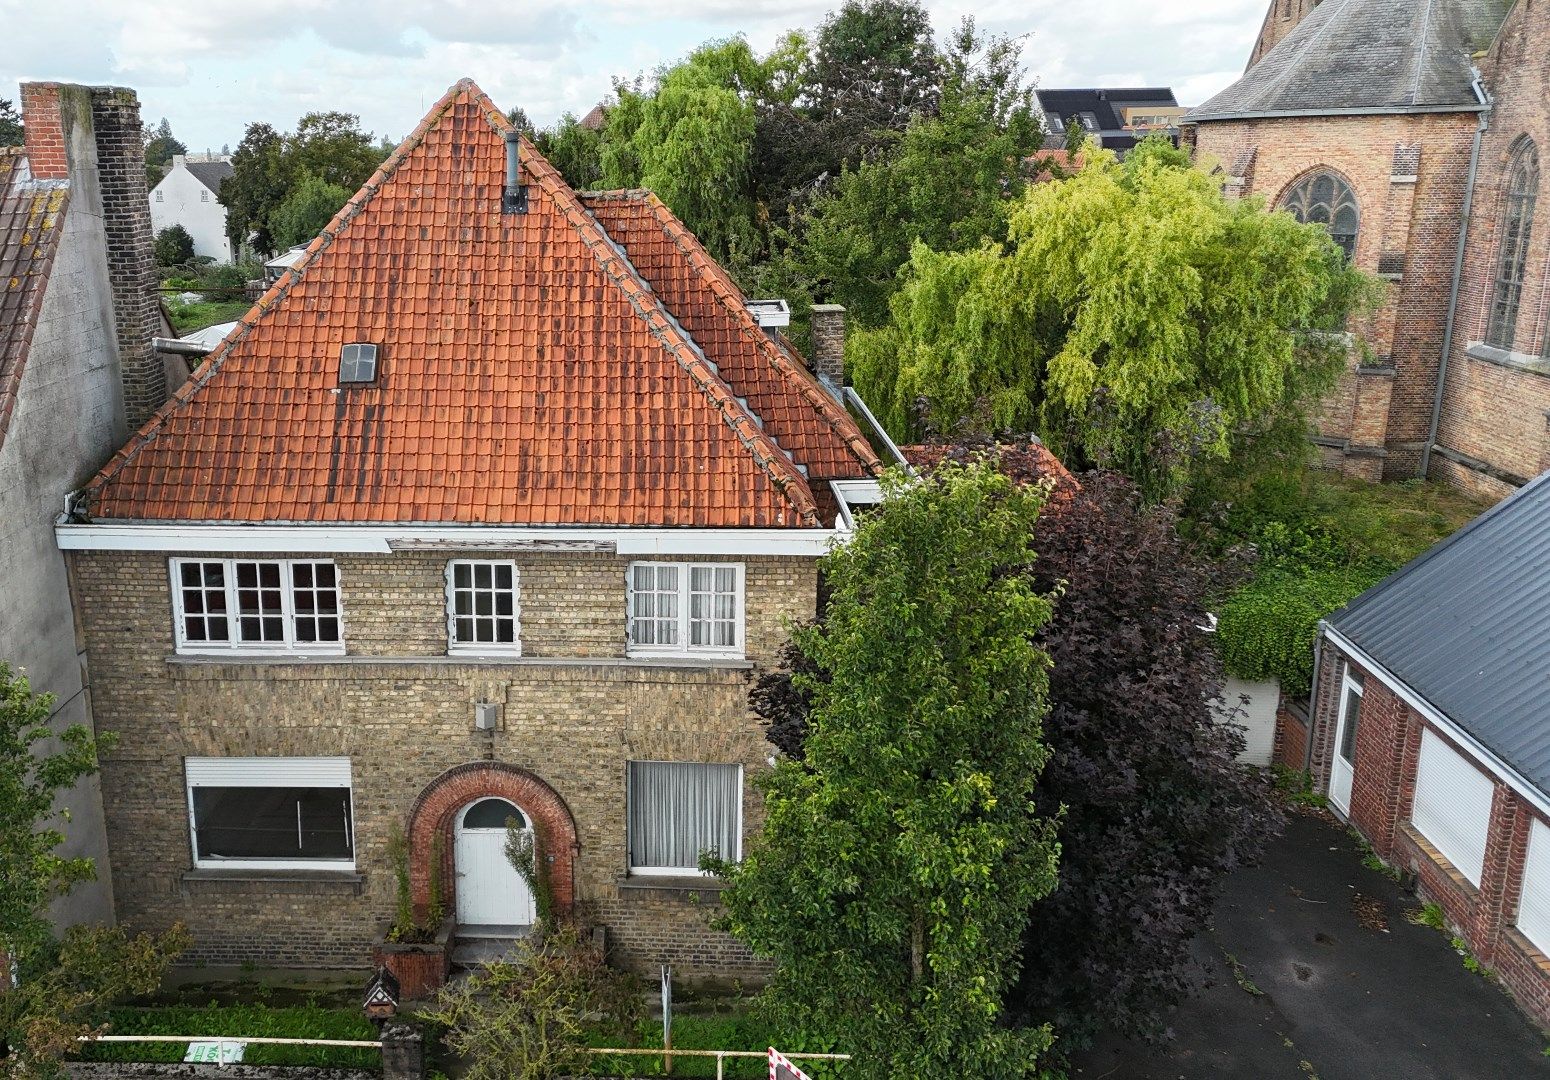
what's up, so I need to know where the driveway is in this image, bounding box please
[1069,811,1550,1080]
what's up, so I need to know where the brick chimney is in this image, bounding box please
[20,83,163,432]
[809,304,846,397]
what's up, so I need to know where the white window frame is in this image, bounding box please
[626,760,744,878]
[185,756,355,872]
[169,558,345,656]
[626,561,745,659]
[444,559,522,656]
[1411,726,1496,887]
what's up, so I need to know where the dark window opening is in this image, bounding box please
[1489,142,1539,350]
[1281,171,1360,261]
[339,343,379,384]
[192,786,353,862]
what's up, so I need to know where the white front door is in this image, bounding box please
[454,797,536,929]
[1329,666,1364,816]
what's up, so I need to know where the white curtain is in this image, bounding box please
[628,761,740,869]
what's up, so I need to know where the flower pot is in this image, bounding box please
[371,917,455,1002]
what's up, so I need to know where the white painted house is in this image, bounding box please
[149,154,235,262]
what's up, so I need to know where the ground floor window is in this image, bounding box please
[626,760,741,876]
[1410,728,1494,887]
[185,757,354,871]
[1517,818,1550,954]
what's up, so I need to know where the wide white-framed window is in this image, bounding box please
[1411,727,1496,887]
[170,558,344,654]
[626,562,744,658]
[1518,818,1550,955]
[445,559,521,655]
[626,760,742,876]
[185,757,355,872]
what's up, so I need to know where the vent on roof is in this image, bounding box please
[339,343,378,384]
[746,299,790,329]
[503,131,529,215]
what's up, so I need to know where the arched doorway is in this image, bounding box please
[453,797,535,929]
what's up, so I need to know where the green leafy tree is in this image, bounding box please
[286,111,381,190]
[143,117,186,188]
[0,100,22,148]
[506,106,536,139]
[809,0,940,158]
[534,113,603,191]
[221,122,289,257]
[716,462,1062,1080]
[849,138,1383,498]
[792,20,1040,327]
[268,173,351,250]
[153,225,194,267]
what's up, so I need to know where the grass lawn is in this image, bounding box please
[165,298,250,336]
[1283,470,1490,565]
[581,1010,847,1078]
[74,1002,379,1069]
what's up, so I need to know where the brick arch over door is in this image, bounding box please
[406,762,579,920]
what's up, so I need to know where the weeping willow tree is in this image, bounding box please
[849,138,1382,498]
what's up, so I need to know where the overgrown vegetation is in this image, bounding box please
[75,1002,377,1069]
[718,462,1062,1079]
[505,820,556,927]
[385,823,446,944]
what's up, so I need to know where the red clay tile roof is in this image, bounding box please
[82,80,830,528]
[582,190,880,482]
[0,148,70,453]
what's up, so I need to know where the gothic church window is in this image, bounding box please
[1280,171,1359,260]
[1487,140,1538,350]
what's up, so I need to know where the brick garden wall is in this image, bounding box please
[1313,638,1550,1027]
[1192,112,1478,480]
[75,550,814,978]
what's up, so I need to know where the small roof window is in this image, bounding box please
[339,343,378,384]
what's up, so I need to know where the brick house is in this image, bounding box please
[3,81,179,931]
[1186,0,1550,499]
[54,79,887,979]
[1300,472,1550,1025]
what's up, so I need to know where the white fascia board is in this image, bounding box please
[1321,623,1550,819]
[55,521,843,557]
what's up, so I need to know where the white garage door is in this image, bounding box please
[1411,728,1494,887]
[1517,819,1550,955]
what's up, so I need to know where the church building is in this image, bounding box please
[1186,0,1550,500]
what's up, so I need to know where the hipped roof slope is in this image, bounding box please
[83,80,836,528]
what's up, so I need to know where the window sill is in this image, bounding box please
[1464,341,1550,377]
[180,868,365,895]
[617,874,730,898]
[1399,823,1481,899]
[166,654,753,672]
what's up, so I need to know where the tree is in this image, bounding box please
[286,111,381,191]
[143,117,186,188]
[717,462,1062,1080]
[535,113,603,191]
[221,122,289,257]
[0,663,189,1075]
[153,224,194,267]
[808,0,941,165]
[0,100,21,148]
[268,174,351,250]
[506,106,536,139]
[791,20,1040,327]
[848,138,1383,498]
[1009,466,1280,1040]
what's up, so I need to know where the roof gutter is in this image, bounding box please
[1422,69,1491,478]
[1320,622,1550,820]
[1186,102,1489,124]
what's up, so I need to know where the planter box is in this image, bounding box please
[371,918,454,1002]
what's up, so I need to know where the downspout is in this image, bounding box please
[1422,70,1491,477]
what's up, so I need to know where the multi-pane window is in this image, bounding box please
[627,562,743,656]
[1489,141,1539,349]
[339,343,378,384]
[1281,171,1360,260]
[172,559,342,653]
[186,757,354,871]
[446,560,520,653]
[626,761,742,875]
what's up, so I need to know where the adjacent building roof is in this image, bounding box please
[1189,0,1512,122]
[1328,472,1550,795]
[184,156,233,196]
[1036,87,1179,151]
[81,79,875,528]
[0,147,69,452]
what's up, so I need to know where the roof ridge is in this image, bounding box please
[481,100,822,526]
[582,190,881,479]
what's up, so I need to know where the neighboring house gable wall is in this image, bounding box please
[149,159,232,263]
[1311,637,1550,1027]
[76,548,814,978]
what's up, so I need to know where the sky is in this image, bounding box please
[0,0,1267,152]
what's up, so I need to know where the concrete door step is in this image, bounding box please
[451,927,533,969]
